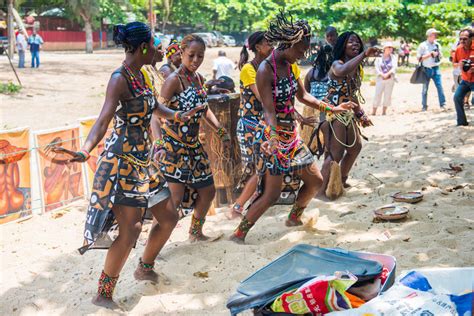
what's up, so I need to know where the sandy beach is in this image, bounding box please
[0,48,473,315]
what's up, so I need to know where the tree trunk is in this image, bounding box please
[83,15,93,54]
[161,0,172,34]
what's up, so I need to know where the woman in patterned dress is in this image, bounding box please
[230,12,354,243]
[159,34,230,241]
[318,32,379,199]
[54,22,202,309]
[226,31,273,219]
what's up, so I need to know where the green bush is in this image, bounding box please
[0,82,22,94]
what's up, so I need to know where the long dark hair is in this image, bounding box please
[313,44,333,80]
[333,31,364,61]
[181,34,206,51]
[265,11,311,50]
[113,22,151,53]
[239,31,266,70]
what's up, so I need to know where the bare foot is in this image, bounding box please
[285,218,303,227]
[229,234,245,244]
[189,233,210,242]
[91,294,121,310]
[134,266,159,283]
[343,182,351,189]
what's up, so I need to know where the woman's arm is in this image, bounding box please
[304,69,312,92]
[332,47,380,78]
[81,73,124,153]
[256,63,278,129]
[249,84,262,101]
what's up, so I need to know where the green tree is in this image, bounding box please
[66,0,100,53]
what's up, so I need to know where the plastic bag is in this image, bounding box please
[271,272,357,315]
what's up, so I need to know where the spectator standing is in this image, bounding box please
[212,50,236,80]
[28,29,44,68]
[372,42,397,115]
[417,28,446,111]
[16,31,27,68]
[452,28,473,126]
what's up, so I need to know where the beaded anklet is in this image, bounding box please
[97,270,119,299]
[189,214,206,236]
[288,204,306,222]
[139,257,154,272]
[234,216,254,239]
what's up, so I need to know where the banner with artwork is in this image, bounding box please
[79,117,112,195]
[35,126,85,213]
[0,127,32,224]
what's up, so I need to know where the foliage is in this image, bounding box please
[0,82,22,94]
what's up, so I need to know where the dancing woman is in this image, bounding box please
[318,32,378,199]
[159,34,230,241]
[54,22,201,309]
[231,12,354,242]
[226,31,273,219]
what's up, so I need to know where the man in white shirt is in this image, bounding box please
[417,28,446,111]
[16,31,27,68]
[212,50,236,80]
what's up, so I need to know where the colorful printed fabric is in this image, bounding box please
[235,116,259,190]
[239,63,263,117]
[271,272,357,314]
[166,39,180,58]
[98,270,119,298]
[79,67,170,255]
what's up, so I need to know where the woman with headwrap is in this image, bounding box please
[159,39,182,80]
[230,12,354,243]
[53,22,202,309]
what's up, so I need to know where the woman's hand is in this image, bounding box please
[153,147,166,162]
[360,115,373,127]
[261,138,278,156]
[179,104,206,122]
[365,47,381,58]
[51,147,87,163]
[295,111,318,127]
[332,101,356,113]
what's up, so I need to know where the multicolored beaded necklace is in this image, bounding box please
[122,61,152,95]
[264,126,299,171]
[272,50,295,115]
[180,66,207,98]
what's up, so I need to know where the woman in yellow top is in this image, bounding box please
[226,31,273,219]
[231,12,354,243]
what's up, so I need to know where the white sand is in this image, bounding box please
[1,49,473,315]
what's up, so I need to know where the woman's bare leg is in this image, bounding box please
[226,174,257,219]
[92,205,143,309]
[189,184,216,241]
[231,172,283,242]
[340,123,362,187]
[135,196,179,282]
[287,162,323,226]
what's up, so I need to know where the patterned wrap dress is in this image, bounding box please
[160,74,214,216]
[79,67,170,255]
[236,62,262,190]
[252,62,314,205]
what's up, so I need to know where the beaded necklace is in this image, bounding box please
[272,50,295,115]
[122,61,152,96]
[180,66,207,98]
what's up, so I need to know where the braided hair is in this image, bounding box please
[332,31,366,104]
[265,11,311,50]
[113,22,151,53]
[313,44,333,80]
[239,31,266,70]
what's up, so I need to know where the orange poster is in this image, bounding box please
[0,127,32,224]
[79,117,112,195]
[35,126,85,213]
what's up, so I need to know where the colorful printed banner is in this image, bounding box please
[0,127,32,224]
[35,126,85,213]
[79,117,112,195]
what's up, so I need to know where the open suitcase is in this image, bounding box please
[226,244,397,315]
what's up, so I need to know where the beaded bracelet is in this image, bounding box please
[355,110,365,119]
[77,149,90,161]
[174,111,183,122]
[216,127,227,138]
[154,138,165,150]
